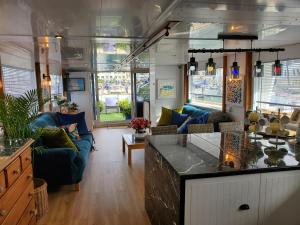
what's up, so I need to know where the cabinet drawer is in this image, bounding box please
[2,182,34,225]
[20,147,32,170]
[0,170,6,197]
[0,166,33,224]
[17,199,36,225]
[5,158,22,187]
[28,215,36,225]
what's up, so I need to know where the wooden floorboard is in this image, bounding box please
[38,128,151,225]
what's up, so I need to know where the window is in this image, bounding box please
[50,74,63,99]
[253,59,300,113]
[2,66,36,96]
[189,68,223,110]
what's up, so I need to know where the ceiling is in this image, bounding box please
[1,0,300,70]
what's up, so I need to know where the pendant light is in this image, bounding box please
[205,53,216,75]
[188,53,198,75]
[230,51,240,79]
[254,51,264,77]
[272,52,282,76]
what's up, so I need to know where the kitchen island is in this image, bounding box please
[145,132,300,225]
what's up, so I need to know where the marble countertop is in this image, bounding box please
[147,132,300,179]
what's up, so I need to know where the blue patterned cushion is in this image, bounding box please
[171,111,189,127]
[56,112,89,135]
[182,105,206,118]
[177,112,210,134]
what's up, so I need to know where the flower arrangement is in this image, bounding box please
[129,118,151,133]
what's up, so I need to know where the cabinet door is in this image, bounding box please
[185,174,260,225]
[258,170,300,225]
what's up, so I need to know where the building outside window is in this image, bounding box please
[253,59,300,114]
[188,68,223,110]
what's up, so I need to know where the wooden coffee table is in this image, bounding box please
[122,134,145,166]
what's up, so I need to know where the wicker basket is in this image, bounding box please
[34,178,48,220]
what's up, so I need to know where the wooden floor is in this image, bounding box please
[38,128,151,225]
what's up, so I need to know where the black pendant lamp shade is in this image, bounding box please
[272,53,282,76]
[188,54,198,75]
[254,52,264,77]
[205,54,216,75]
[230,52,240,79]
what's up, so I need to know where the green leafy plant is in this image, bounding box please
[0,89,47,140]
[97,100,105,113]
[118,99,131,117]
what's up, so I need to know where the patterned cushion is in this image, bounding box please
[41,127,79,151]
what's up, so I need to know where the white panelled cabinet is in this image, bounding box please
[185,171,300,225]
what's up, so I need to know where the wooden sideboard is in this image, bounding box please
[0,139,36,225]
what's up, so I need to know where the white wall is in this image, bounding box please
[69,72,94,130]
[150,64,184,125]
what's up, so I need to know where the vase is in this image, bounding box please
[135,129,146,140]
[136,128,146,134]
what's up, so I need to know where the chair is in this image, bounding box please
[151,125,178,135]
[188,123,214,134]
[219,121,243,132]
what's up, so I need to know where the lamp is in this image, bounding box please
[272,52,282,76]
[188,53,198,75]
[230,52,240,79]
[205,53,216,75]
[43,74,52,86]
[55,34,63,40]
[254,52,264,77]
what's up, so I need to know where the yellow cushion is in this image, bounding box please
[157,107,173,126]
[174,107,183,114]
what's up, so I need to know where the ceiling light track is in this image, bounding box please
[188,48,285,54]
[120,21,180,67]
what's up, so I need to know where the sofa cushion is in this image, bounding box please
[31,113,59,128]
[80,133,93,144]
[182,105,206,118]
[41,128,79,152]
[56,112,89,135]
[171,111,189,127]
[177,112,210,134]
[74,140,92,166]
[157,107,173,126]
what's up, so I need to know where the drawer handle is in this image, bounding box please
[25,157,31,162]
[28,192,34,197]
[13,168,21,175]
[0,209,7,216]
[0,186,5,193]
[239,204,250,211]
[30,209,38,215]
[27,174,33,179]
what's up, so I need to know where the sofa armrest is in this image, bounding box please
[33,148,85,186]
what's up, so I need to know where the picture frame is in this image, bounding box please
[157,79,177,99]
[66,78,85,92]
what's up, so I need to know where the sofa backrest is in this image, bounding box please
[31,112,59,128]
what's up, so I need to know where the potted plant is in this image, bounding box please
[118,99,132,120]
[0,89,49,220]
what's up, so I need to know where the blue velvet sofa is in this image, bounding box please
[31,112,93,188]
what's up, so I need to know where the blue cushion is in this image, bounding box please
[31,113,58,129]
[182,105,206,118]
[177,112,210,134]
[171,111,189,127]
[56,112,89,135]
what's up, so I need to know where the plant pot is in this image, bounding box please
[125,114,132,120]
[34,178,48,220]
